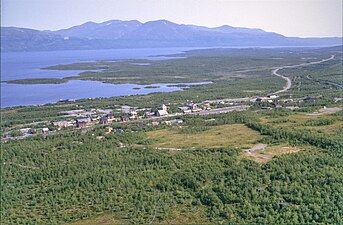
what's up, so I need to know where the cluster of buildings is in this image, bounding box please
[254,94,321,104]
[254,94,324,110]
[178,102,211,114]
[50,104,173,130]
[254,94,279,103]
[49,102,198,131]
[16,127,50,137]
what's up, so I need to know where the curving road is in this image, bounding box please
[272,55,335,94]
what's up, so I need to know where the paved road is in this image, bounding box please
[197,55,336,104]
[272,68,292,94]
[202,97,253,104]
[307,107,342,116]
[273,55,335,94]
[195,105,250,115]
[129,105,250,123]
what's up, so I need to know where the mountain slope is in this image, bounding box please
[1,27,82,52]
[1,20,342,52]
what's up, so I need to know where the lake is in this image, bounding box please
[1,47,200,108]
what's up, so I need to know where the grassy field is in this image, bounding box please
[146,124,263,149]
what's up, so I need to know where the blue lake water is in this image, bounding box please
[1,47,201,108]
[1,81,210,108]
[1,48,191,81]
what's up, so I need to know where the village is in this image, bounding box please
[3,92,338,143]
[2,100,230,140]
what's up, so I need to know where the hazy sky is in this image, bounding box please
[1,0,342,37]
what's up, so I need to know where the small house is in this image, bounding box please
[20,128,31,134]
[164,119,183,125]
[76,118,91,123]
[121,106,131,114]
[172,119,183,124]
[52,121,69,128]
[121,116,129,122]
[129,111,138,119]
[280,98,293,103]
[151,121,159,126]
[76,118,90,128]
[100,117,110,124]
[178,106,192,114]
[201,103,211,110]
[107,114,115,120]
[267,94,279,99]
[272,103,282,108]
[77,121,87,128]
[144,110,154,118]
[102,114,118,123]
[42,128,49,134]
[255,98,263,102]
[189,103,198,110]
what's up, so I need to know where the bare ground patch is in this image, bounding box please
[242,144,300,163]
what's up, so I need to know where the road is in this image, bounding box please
[154,105,250,118]
[194,105,250,115]
[202,97,254,104]
[123,105,250,123]
[196,55,336,104]
[272,55,335,94]
[307,107,342,116]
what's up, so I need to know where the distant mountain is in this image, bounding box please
[1,27,89,52]
[1,19,342,52]
[53,20,142,39]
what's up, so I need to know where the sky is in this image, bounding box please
[1,0,342,37]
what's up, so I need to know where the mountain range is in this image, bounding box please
[1,19,342,52]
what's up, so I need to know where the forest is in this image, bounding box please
[2,108,343,224]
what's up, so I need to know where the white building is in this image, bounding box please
[155,104,168,116]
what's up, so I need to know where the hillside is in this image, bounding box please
[1,46,342,224]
